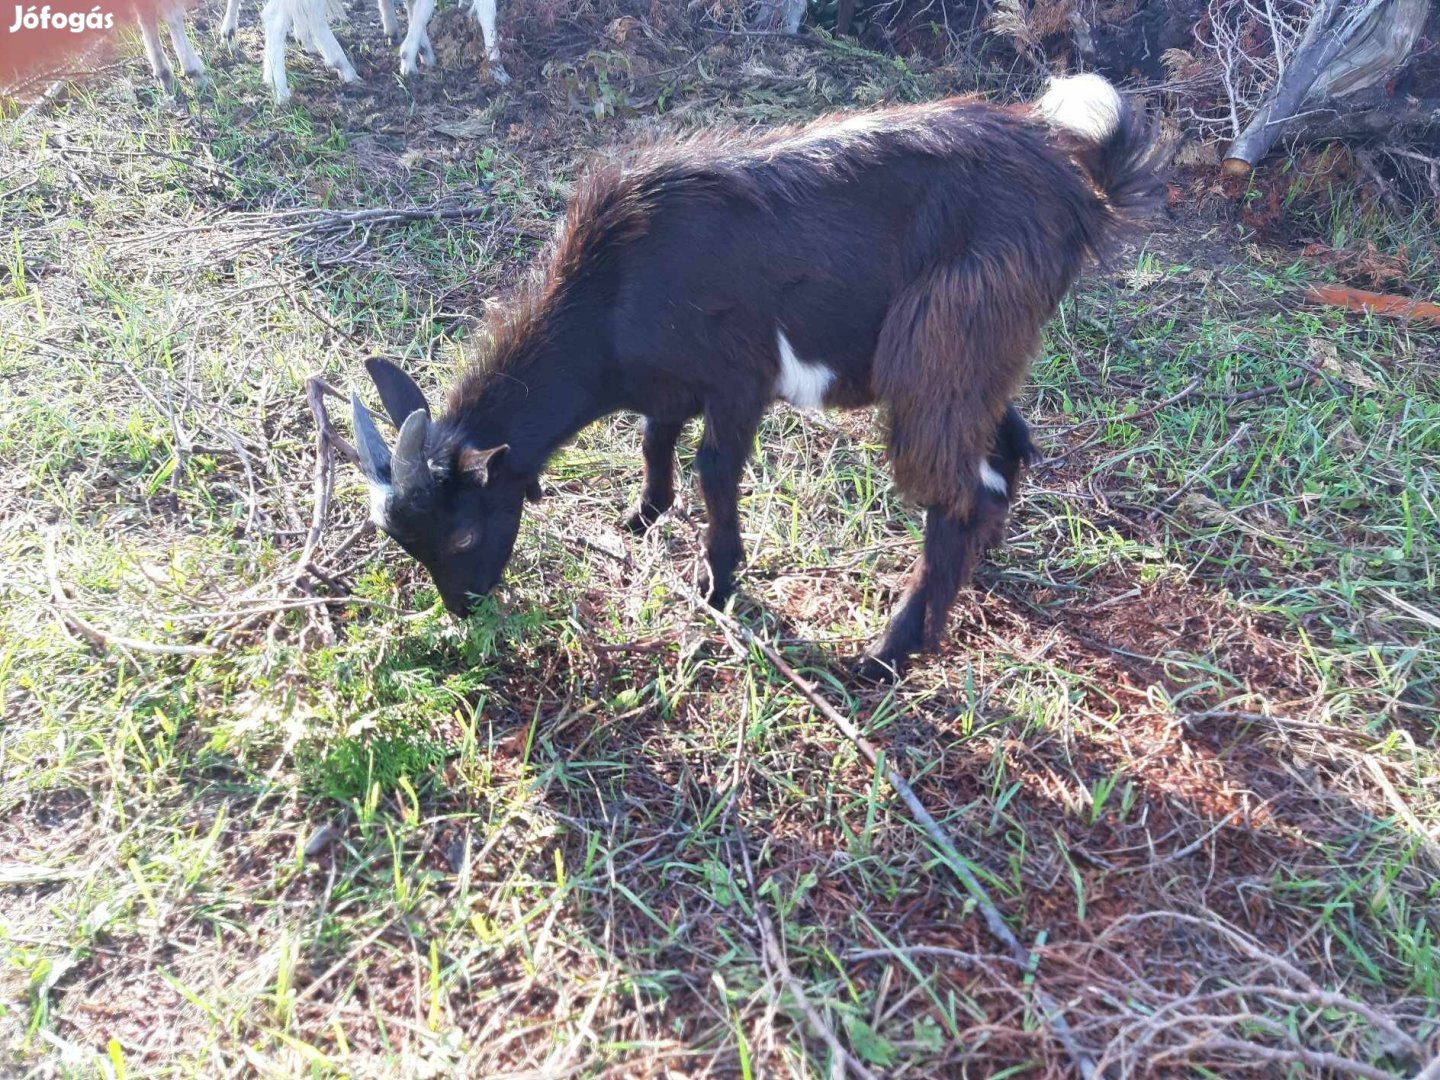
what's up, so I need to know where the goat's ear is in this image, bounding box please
[456,444,509,486]
[364,357,430,428]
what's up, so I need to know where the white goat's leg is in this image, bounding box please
[376,0,399,42]
[137,11,175,87]
[219,0,242,39]
[470,0,509,83]
[260,0,294,101]
[164,7,207,79]
[398,0,435,76]
[293,0,358,82]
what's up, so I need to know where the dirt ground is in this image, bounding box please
[1,3,1438,1077]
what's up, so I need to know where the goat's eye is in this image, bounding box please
[450,530,478,553]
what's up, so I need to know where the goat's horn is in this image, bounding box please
[391,409,434,497]
[352,394,392,482]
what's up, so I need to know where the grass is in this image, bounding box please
[2,10,1439,1077]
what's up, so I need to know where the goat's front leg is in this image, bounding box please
[622,417,688,534]
[398,0,436,75]
[137,11,174,87]
[695,406,761,607]
[376,0,400,42]
[219,0,242,39]
[164,7,207,81]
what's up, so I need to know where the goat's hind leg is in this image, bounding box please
[219,0,242,39]
[376,0,400,42]
[858,404,1034,680]
[623,417,689,534]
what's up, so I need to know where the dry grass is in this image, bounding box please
[2,6,1438,1077]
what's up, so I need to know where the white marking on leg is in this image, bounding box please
[774,329,834,411]
[164,8,206,78]
[979,460,1008,496]
[398,0,436,75]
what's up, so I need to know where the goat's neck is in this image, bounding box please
[449,330,612,476]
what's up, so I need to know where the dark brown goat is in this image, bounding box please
[349,74,1164,676]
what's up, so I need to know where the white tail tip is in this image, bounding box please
[1036,73,1122,143]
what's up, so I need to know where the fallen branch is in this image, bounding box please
[1221,0,1430,172]
[690,589,1097,1078]
[1225,373,1311,403]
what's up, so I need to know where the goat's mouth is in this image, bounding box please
[441,582,500,619]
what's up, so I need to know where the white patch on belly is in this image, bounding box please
[775,329,834,411]
[980,461,1008,496]
[368,482,393,529]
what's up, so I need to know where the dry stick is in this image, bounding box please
[1162,1036,1404,1080]
[1225,373,1310,404]
[1148,421,1253,521]
[1413,1053,1440,1080]
[691,593,1097,1079]
[42,529,217,658]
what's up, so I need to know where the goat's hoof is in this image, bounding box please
[852,651,906,683]
[704,582,734,610]
[620,503,665,534]
[619,510,650,534]
[490,64,512,85]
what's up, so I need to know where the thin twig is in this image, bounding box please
[1148,421,1253,520]
[43,529,217,658]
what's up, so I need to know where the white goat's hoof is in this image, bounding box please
[490,63,511,85]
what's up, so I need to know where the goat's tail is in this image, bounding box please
[1034,73,1166,222]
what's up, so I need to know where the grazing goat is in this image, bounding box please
[348,75,1164,675]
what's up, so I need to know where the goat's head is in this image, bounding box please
[350,358,528,618]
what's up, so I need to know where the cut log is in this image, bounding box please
[1286,91,1440,141]
[1222,0,1429,173]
